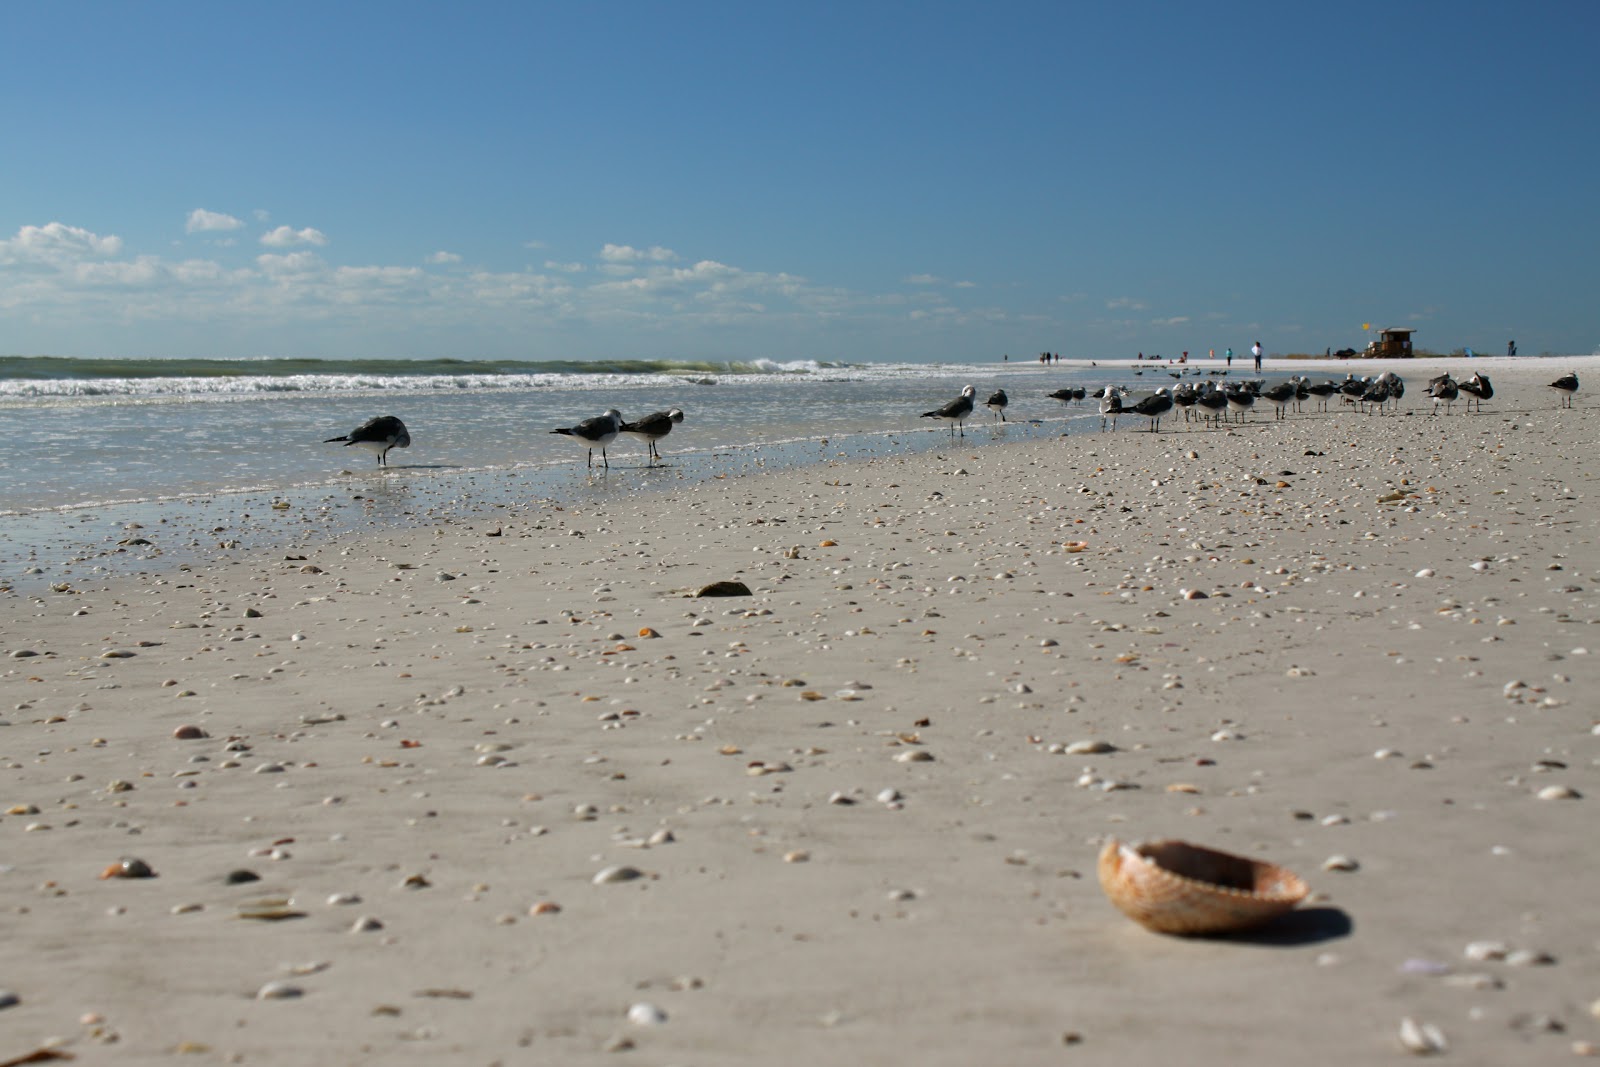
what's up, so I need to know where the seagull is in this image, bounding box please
[323,415,410,467]
[922,385,976,437]
[1195,382,1227,427]
[551,409,624,468]
[1048,386,1086,408]
[1550,372,1579,407]
[985,389,1009,422]
[1305,378,1338,412]
[1358,377,1392,414]
[1172,381,1198,422]
[1376,371,1406,411]
[1261,380,1296,420]
[1129,387,1173,432]
[1459,372,1493,412]
[1224,385,1256,423]
[620,408,684,464]
[1097,385,1125,432]
[1426,374,1458,415]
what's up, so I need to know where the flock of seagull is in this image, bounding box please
[321,370,1581,470]
[323,408,686,470]
[920,370,1581,436]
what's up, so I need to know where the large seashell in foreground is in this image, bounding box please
[1097,838,1309,936]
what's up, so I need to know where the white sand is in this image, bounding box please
[1,358,1595,1064]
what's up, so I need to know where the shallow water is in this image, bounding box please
[7,357,1187,586]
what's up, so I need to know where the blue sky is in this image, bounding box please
[3,1,1595,361]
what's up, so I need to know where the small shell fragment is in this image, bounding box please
[1398,1016,1447,1055]
[627,1002,668,1026]
[593,865,644,885]
[257,982,304,1000]
[100,857,156,879]
[1463,940,1509,962]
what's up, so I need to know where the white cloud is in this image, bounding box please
[1150,316,1190,327]
[600,243,675,263]
[0,222,123,263]
[185,209,244,233]
[261,226,329,248]
[1107,296,1148,311]
[2,217,996,349]
[256,251,324,274]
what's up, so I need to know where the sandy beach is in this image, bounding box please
[2,357,1595,1065]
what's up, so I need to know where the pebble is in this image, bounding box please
[172,724,208,740]
[0,990,18,1009]
[593,865,644,885]
[1321,855,1359,872]
[349,916,384,933]
[1064,739,1115,755]
[627,1002,668,1025]
[1536,784,1581,800]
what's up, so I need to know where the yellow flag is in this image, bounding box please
[1362,323,1370,330]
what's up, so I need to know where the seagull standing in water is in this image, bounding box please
[1097,385,1125,432]
[922,385,976,437]
[1550,372,1579,407]
[324,415,411,467]
[551,409,624,468]
[985,389,1009,422]
[620,408,684,464]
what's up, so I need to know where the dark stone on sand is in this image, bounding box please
[224,869,262,885]
[695,581,752,598]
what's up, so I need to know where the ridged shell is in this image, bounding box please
[1097,838,1309,936]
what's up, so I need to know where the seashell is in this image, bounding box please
[100,857,156,879]
[593,865,644,885]
[1097,838,1309,936]
[1398,1016,1447,1055]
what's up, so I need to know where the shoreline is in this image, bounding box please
[0,359,1595,1063]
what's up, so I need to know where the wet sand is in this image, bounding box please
[1,358,1595,1065]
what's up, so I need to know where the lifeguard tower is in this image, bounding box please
[1366,328,1415,358]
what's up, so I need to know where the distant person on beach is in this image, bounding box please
[1252,341,1262,371]
[1508,340,1517,357]
[1209,348,1215,360]
[1226,347,1233,367]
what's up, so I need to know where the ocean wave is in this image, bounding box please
[0,354,975,400]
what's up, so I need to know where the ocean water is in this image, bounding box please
[3,355,1182,586]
